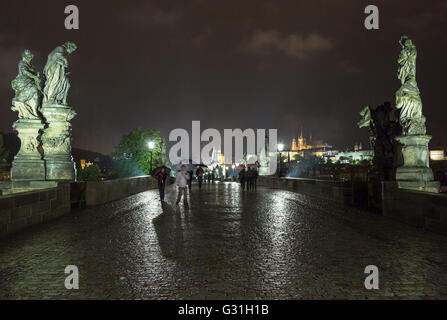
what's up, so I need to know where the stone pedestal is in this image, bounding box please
[395,135,440,193]
[41,104,77,181]
[10,119,46,181]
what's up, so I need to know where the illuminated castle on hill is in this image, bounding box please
[291,129,328,151]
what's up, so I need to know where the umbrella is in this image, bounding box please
[152,166,171,176]
[178,163,197,172]
[248,161,261,168]
[177,160,208,172]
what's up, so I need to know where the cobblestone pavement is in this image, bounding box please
[1,182,447,300]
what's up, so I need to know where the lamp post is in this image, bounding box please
[148,141,155,175]
[278,143,284,177]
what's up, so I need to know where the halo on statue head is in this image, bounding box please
[22,49,33,61]
[63,41,77,54]
[399,35,414,49]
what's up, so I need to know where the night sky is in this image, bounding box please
[1,0,446,155]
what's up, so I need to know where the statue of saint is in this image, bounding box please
[395,36,424,135]
[359,103,402,180]
[43,42,77,106]
[11,50,42,119]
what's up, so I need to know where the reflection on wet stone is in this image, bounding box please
[1,182,447,299]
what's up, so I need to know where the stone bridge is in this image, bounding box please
[1,181,447,299]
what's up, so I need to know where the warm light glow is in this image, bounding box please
[430,150,445,161]
[148,141,155,150]
[278,144,284,152]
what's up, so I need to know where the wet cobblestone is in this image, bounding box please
[1,182,447,299]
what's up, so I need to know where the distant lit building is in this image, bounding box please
[331,150,374,164]
[291,129,329,151]
[430,150,447,161]
[281,129,332,162]
[354,143,363,152]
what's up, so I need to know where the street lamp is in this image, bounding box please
[148,141,155,175]
[278,143,285,177]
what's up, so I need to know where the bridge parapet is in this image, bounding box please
[0,182,70,238]
[258,176,447,236]
[1,176,173,238]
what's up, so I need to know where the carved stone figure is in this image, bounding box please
[358,102,402,181]
[41,42,78,181]
[2,43,79,187]
[395,36,425,135]
[6,50,47,182]
[42,42,77,106]
[393,36,439,193]
[11,50,42,119]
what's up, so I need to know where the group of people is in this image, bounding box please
[239,167,259,191]
[155,165,192,205]
[154,165,218,206]
[191,167,216,190]
[154,165,259,206]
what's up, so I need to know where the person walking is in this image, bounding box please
[196,167,204,189]
[187,170,193,190]
[155,167,168,201]
[176,165,190,206]
[239,168,246,190]
[246,168,251,191]
[252,168,259,191]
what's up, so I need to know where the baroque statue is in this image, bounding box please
[41,42,78,181]
[393,36,439,193]
[395,36,425,135]
[3,42,79,185]
[358,102,402,181]
[7,50,46,182]
[11,50,42,119]
[43,41,77,106]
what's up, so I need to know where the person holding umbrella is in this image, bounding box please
[153,166,170,202]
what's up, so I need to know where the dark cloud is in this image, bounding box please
[241,30,333,59]
[337,60,361,74]
[396,1,447,31]
[120,4,184,29]
[0,0,447,155]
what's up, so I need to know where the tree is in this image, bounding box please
[77,163,101,181]
[110,128,162,178]
[0,134,9,163]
